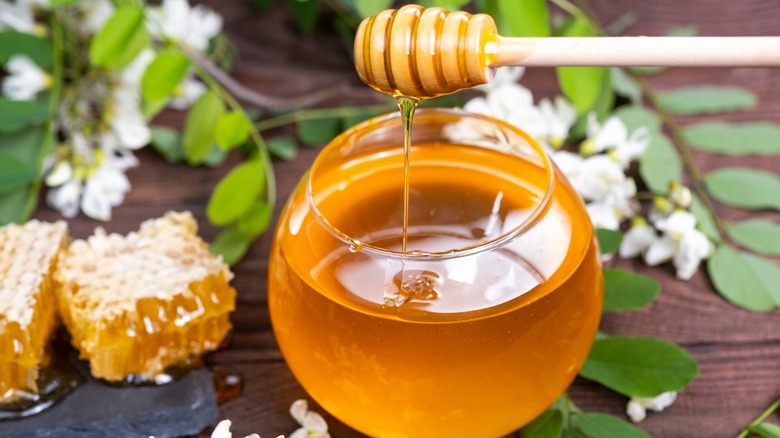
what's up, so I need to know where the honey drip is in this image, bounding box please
[394,95,420,254]
[211,366,244,405]
[0,337,82,421]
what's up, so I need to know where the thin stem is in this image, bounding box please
[191,61,277,208]
[25,12,66,219]
[629,71,728,240]
[186,49,351,112]
[254,103,394,132]
[737,399,780,438]
[549,0,588,19]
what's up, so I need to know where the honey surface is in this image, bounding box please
[269,143,602,437]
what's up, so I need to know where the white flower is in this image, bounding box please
[586,202,620,231]
[110,85,151,149]
[45,161,74,187]
[627,391,677,423]
[668,181,692,209]
[2,54,50,100]
[209,419,262,438]
[582,113,650,168]
[80,162,131,221]
[619,217,658,259]
[644,211,713,280]
[0,0,36,33]
[289,400,330,438]
[79,0,114,34]
[168,75,207,110]
[148,0,223,52]
[538,96,577,148]
[100,133,140,170]
[46,179,82,218]
[577,155,638,219]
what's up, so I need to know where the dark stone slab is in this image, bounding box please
[0,359,218,438]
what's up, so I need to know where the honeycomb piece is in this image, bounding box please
[0,220,68,403]
[54,211,236,382]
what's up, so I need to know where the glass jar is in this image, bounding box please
[268,109,602,437]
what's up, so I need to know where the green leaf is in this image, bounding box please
[639,133,682,195]
[353,0,393,19]
[657,86,757,115]
[252,0,276,10]
[215,111,252,151]
[580,336,699,397]
[417,0,471,9]
[726,219,780,256]
[611,68,642,104]
[754,423,780,438]
[150,126,184,163]
[0,99,51,133]
[0,126,49,225]
[209,226,253,266]
[690,194,721,242]
[50,0,82,6]
[596,228,623,254]
[89,7,150,70]
[0,155,36,194]
[590,68,615,120]
[704,167,780,211]
[203,145,228,167]
[0,31,53,67]
[297,117,341,147]
[141,50,190,102]
[684,122,780,155]
[207,159,266,226]
[667,25,698,37]
[266,136,298,161]
[577,413,651,438]
[236,201,273,237]
[603,269,660,313]
[708,245,780,311]
[492,0,549,37]
[518,408,563,438]
[142,97,169,119]
[183,91,225,164]
[288,0,320,36]
[556,16,605,114]
[614,105,661,134]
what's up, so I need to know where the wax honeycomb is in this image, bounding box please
[54,212,236,382]
[0,220,68,403]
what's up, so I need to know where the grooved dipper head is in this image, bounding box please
[354,5,499,98]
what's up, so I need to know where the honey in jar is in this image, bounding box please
[268,109,602,437]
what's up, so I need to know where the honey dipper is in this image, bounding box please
[354,4,780,98]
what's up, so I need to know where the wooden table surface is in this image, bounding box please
[33,1,780,437]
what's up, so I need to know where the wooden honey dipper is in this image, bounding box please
[354,4,780,98]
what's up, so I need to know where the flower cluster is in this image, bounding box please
[209,399,330,438]
[457,67,713,280]
[0,0,222,221]
[621,183,713,280]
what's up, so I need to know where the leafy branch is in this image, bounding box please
[738,399,780,438]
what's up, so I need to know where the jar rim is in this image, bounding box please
[306,108,555,261]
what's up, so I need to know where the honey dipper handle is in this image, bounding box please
[494,36,780,67]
